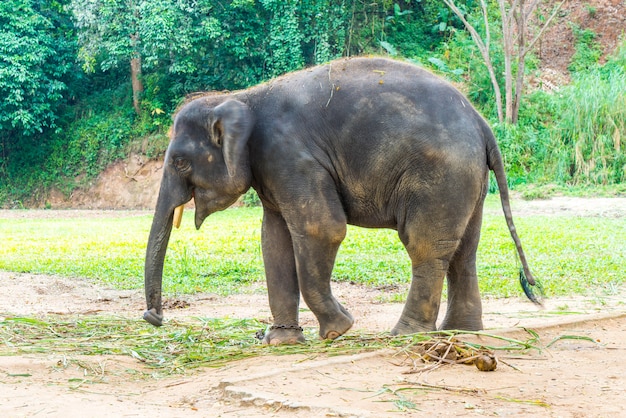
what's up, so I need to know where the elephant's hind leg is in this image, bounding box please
[391,238,460,335]
[439,198,485,331]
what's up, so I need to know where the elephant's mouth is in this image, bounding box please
[169,187,215,231]
[171,186,243,231]
[193,187,239,230]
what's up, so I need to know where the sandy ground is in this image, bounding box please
[1,196,625,417]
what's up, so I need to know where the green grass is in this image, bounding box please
[1,196,624,299]
[0,208,264,295]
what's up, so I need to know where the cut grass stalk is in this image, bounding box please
[1,315,560,376]
[546,334,599,348]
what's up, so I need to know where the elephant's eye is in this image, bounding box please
[173,157,191,173]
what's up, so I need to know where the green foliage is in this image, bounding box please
[60,106,133,178]
[0,81,141,204]
[585,4,597,18]
[568,25,603,74]
[345,1,449,58]
[0,0,79,204]
[380,2,446,58]
[262,0,304,76]
[242,189,262,207]
[71,0,137,72]
[0,0,74,136]
[492,39,626,187]
[490,90,556,186]
[192,1,269,90]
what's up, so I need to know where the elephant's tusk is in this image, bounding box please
[173,205,184,229]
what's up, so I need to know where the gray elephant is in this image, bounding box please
[143,57,540,345]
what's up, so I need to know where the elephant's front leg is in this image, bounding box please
[289,214,354,340]
[261,208,305,345]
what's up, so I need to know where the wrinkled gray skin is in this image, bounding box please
[144,57,539,345]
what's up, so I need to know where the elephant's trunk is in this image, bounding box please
[143,196,176,327]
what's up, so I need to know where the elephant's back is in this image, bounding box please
[250,57,462,109]
[249,57,483,139]
[246,56,489,175]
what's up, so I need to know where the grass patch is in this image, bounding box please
[477,214,625,298]
[0,208,264,295]
[1,196,624,299]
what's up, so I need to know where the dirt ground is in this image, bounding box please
[1,196,625,417]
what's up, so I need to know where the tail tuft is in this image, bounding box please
[519,268,544,306]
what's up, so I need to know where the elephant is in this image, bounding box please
[143,57,541,345]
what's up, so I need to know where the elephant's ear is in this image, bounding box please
[210,100,254,178]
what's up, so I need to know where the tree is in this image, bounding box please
[71,0,144,114]
[262,0,305,76]
[0,0,73,136]
[442,1,504,121]
[443,0,565,124]
[71,0,235,114]
[499,0,566,123]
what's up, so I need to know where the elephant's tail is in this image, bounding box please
[484,121,543,305]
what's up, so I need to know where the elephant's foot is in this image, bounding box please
[319,308,354,340]
[262,325,306,346]
[390,318,436,336]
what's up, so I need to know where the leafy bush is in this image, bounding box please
[491,38,626,188]
[242,189,261,207]
[382,2,447,58]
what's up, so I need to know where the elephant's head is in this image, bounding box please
[143,98,254,326]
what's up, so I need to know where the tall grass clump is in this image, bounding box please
[500,39,626,189]
[550,65,626,185]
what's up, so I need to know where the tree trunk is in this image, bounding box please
[130,56,143,115]
[500,0,514,124]
[513,49,527,125]
[443,0,504,123]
